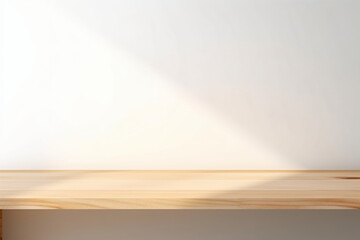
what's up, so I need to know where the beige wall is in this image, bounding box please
[4,210,360,240]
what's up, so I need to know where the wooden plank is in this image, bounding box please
[0,171,360,209]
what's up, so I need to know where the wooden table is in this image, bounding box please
[1,170,360,239]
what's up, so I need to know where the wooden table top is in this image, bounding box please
[1,170,360,209]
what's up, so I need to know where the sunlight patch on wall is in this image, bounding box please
[0,0,300,169]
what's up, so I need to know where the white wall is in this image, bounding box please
[2,0,360,239]
[1,0,360,170]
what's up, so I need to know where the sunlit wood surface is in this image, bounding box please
[0,171,360,209]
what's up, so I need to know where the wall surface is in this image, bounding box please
[4,210,360,240]
[1,0,360,170]
[1,0,360,239]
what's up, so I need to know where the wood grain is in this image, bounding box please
[1,171,360,209]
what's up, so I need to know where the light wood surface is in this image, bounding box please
[1,171,360,209]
